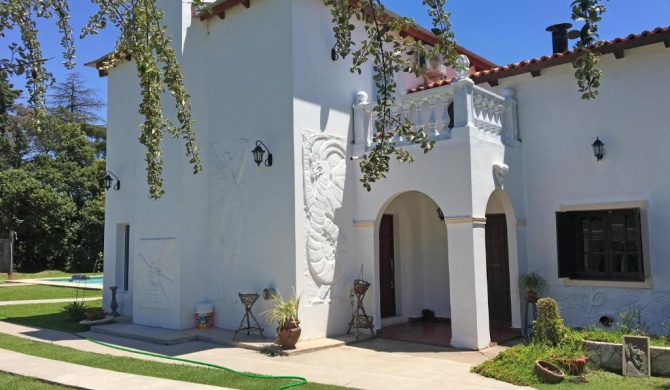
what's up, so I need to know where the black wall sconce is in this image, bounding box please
[591,136,605,161]
[437,207,445,222]
[331,43,346,61]
[103,171,121,191]
[252,140,273,167]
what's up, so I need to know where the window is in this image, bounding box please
[556,208,644,282]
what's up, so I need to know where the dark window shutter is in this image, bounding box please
[632,208,644,281]
[556,211,576,278]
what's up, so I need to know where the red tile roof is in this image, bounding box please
[409,26,670,93]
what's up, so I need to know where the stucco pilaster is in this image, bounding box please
[446,217,491,350]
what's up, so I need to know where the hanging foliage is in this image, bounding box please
[1,0,607,195]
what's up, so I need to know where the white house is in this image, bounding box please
[94,0,670,350]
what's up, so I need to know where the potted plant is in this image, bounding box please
[353,265,370,295]
[266,288,301,349]
[518,271,547,300]
[85,307,107,321]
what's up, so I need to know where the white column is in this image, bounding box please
[446,217,491,350]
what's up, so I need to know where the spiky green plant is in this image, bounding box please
[265,288,301,330]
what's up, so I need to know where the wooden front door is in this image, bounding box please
[379,214,396,317]
[485,214,512,324]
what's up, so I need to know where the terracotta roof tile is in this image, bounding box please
[409,26,670,93]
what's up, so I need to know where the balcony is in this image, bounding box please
[352,77,518,156]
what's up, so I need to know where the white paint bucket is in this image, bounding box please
[195,303,214,328]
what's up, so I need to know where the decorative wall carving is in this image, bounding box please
[137,238,177,310]
[302,131,347,303]
[557,286,670,335]
[210,139,248,302]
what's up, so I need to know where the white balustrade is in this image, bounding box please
[353,79,517,154]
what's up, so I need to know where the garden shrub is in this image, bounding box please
[533,297,566,346]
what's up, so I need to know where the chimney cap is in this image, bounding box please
[546,23,573,32]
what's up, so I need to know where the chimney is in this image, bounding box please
[545,23,573,54]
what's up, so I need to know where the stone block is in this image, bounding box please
[583,340,670,377]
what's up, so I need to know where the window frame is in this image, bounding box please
[556,201,651,288]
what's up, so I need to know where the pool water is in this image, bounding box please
[46,276,104,285]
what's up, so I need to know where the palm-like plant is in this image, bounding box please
[266,288,301,329]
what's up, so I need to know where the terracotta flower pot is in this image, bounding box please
[534,360,565,383]
[276,320,301,349]
[558,356,587,375]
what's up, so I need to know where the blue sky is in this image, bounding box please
[3,0,669,121]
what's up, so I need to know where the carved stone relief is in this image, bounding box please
[556,286,670,335]
[302,131,348,304]
[210,139,248,302]
[137,237,177,310]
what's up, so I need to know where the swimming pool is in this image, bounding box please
[45,276,104,286]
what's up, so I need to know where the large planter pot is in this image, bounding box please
[276,320,301,349]
[534,360,565,383]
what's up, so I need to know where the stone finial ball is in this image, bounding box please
[355,91,369,105]
[456,55,470,79]
[502,87,515,98]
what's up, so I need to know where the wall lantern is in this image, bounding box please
[436,207,445,222]
[591,137,605,161]
[103,171,121,191]
[252,140,273,167]
[331,43,346,61]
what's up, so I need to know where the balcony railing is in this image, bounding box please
[352,77,518,156]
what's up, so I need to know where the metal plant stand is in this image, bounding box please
[234,293,265,340]
[347,279,374,339]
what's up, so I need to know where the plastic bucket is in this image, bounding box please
[195,303,214,328]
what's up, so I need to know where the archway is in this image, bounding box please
[485,189,520,329]
[375,191,450,329]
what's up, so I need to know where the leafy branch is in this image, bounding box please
[570,0,608,100]
[327,0,457,190]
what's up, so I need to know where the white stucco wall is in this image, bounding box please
[104,0,298,331]
[491,42,670,332]
[102,0,526,347]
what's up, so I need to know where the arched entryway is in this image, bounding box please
[376,191,450,326]
[485,190,521,330]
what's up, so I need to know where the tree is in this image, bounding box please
[0,169,77,271]
[49,72,104,124]
[0,0,608,196]
[49,72,107,157]
[0,106,105,271]
[0,75,25,169]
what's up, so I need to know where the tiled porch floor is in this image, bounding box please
[379,320,521,348]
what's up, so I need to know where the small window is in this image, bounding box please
[556,208,644,282]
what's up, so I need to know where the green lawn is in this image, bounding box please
[0,285,102,302]
[0,333,350,390]
[0,371,74,390]
[0,271,80,282]
[0,300,102,333]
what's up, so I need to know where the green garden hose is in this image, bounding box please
[85,337,308,390]
[0,311,307,390]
